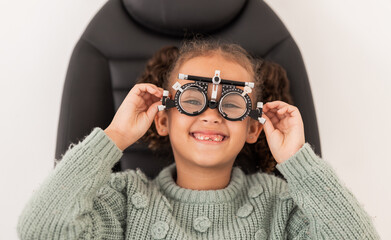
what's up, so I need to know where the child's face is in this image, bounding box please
[154,53,263,169]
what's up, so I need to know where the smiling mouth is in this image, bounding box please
[190,133,227,143]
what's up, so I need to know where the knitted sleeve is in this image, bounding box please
[276,143,380,240]
[17,127,127,240]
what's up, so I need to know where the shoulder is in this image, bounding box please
[244,171,309,234]
[109,168,173,212]
[96,168,152,197]
[95,168,162,213]
[242,170,298,226]
[112,168,152,191]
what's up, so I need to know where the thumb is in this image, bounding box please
[146,101,162,122]
[261,113,275,138]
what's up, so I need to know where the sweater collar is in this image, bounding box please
[155,162,246,203]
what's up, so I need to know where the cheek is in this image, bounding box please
[167,110,191,132]
[228,122,250,141]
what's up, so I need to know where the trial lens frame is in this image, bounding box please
[157,70,266,124]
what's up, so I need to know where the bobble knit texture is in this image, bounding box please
[17,127,380,239]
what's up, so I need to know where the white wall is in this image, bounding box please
[1,0,390,239]
[263,0,391,239]
[0,0,108,239]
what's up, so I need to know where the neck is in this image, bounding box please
[174,161,234,190]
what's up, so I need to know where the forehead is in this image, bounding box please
[177,54,252,83]
[168,55,257,103]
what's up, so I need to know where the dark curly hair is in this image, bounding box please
[136,39,294,178]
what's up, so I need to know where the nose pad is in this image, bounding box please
[208,100,218,109]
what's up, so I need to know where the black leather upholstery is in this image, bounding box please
[55,0,322,178]
[123,0,247,36]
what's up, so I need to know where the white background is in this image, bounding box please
[1,0,390,239]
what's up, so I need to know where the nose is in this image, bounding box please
[199,106,223,123]
[198,83,224,123]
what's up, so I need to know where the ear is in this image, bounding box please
[154,110,169,136]
[246,119,263,144]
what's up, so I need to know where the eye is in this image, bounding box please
[183,99,202,105]
[222,103,241,108]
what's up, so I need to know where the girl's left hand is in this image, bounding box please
[262,101,305,164]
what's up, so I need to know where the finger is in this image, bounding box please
[129,91,157,111]
[144,98,153,107]
[148,85,164,94]
[264,107,279,113]
[263,103,278,113]
[278,106,287,114]
[141,91,155,100]
[286,105,301,118]
[267,102,294,120]
[261,113,275,136]
[157,86,165,92]
[264,101,288,112]
[276,106,288,120]
[146,84,165,96]
[266,100,288,108]
[151,86,164,98]
[138,97,159,112]
[278,104,300,119]
[151,94,162,102]
[139,83,160,89]
[265,111,280,126]
[137,85,163,100]
[140,91,163,104]
[146,101,162,121]
[148,93,162,104]
[134,84,158,95]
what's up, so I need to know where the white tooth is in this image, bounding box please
[194,133,224,142]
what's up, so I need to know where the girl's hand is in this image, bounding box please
[104,83,164,151]
[262,101,305,164]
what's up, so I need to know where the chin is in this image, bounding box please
[191,156,230,169]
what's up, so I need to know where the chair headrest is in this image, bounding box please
[122,0,248,36]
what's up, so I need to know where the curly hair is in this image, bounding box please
[136,39,294,178]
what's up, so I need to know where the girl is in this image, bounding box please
[17,40,380,239]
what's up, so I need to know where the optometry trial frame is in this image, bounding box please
[157,70,266,124]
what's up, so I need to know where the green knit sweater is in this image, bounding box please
[17,127,380,239]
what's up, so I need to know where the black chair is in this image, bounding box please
[55,0,322,178]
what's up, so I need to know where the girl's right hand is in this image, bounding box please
[104,83,164,151]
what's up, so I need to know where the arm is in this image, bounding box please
[17,127,127,240]
[276,143,380,239]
